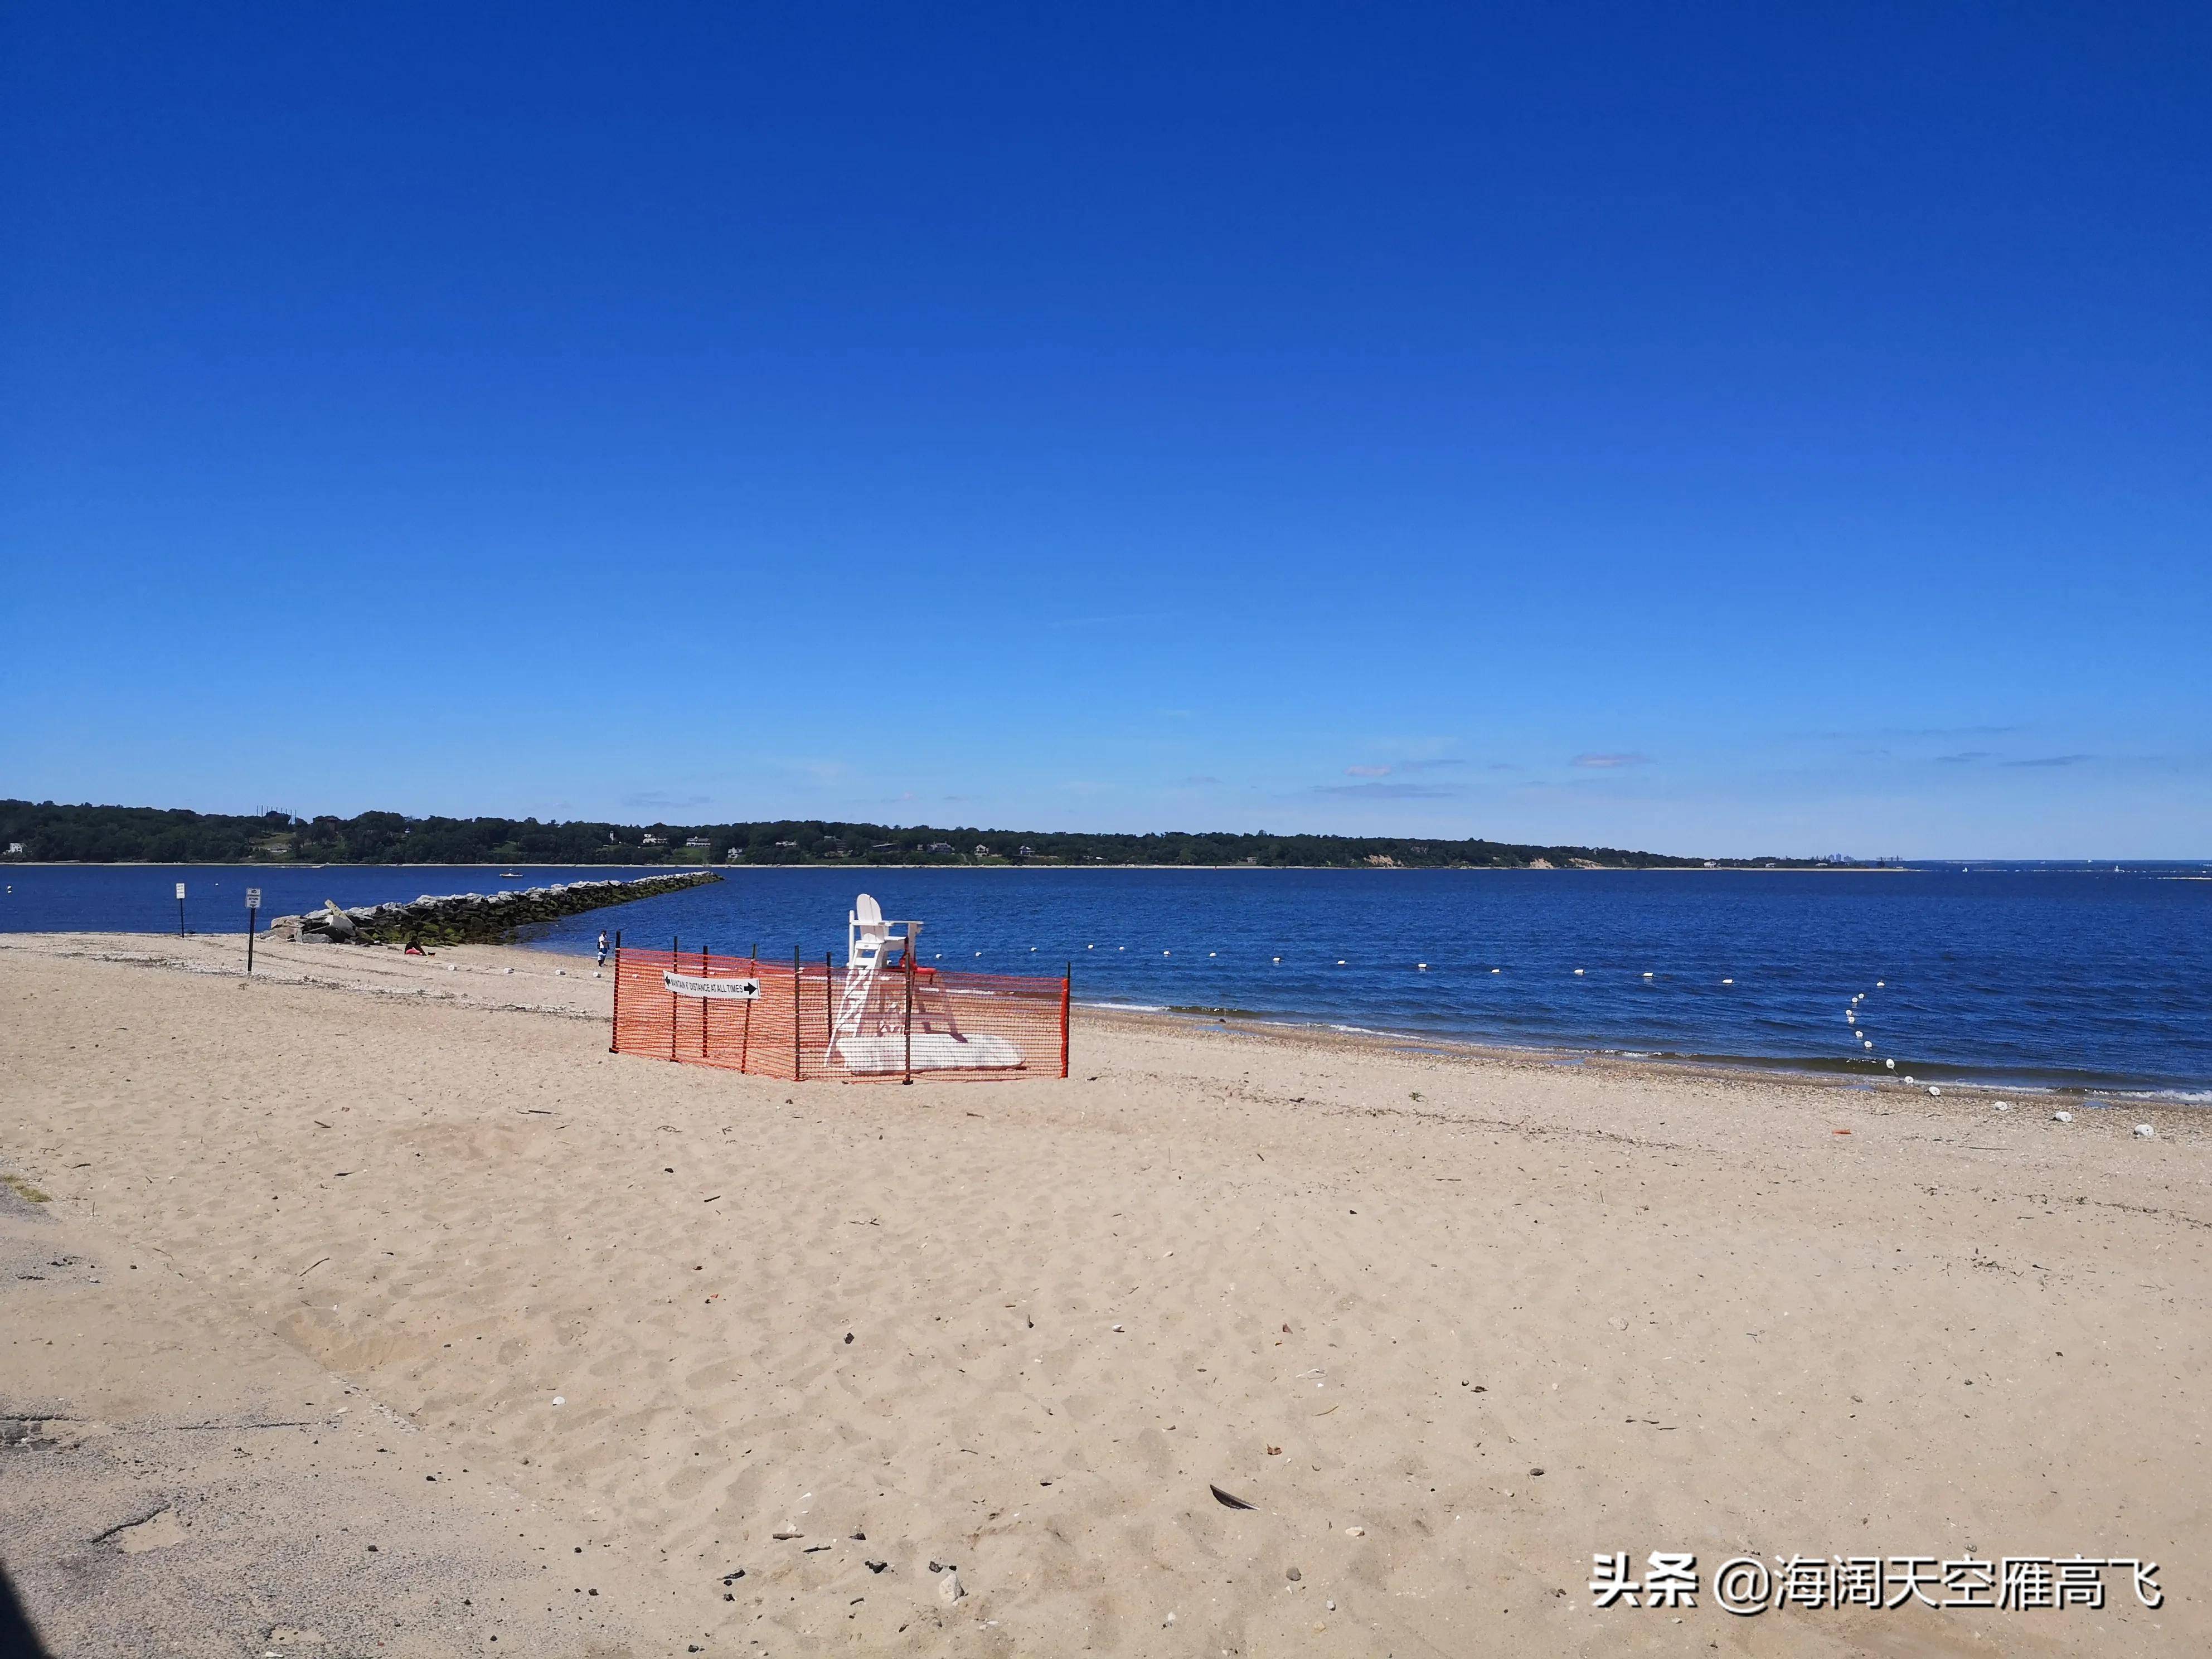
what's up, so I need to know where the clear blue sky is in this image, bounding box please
[3,3,2206,857]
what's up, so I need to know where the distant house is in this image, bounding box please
[641,833,666,846]
[928,842,953,855]
[775,840,799,850]
[974,844,993,857]
[684,837,711,850]
[724,847,743,864]
[1017,845,1035,857]
[4,842,22,856]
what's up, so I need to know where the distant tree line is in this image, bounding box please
[0,799,1811,869]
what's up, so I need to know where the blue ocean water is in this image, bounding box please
[7,864,2208,1097]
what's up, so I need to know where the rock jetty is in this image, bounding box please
[268,871,720,947]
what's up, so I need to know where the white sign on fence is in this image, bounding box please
[662,970,761,1001]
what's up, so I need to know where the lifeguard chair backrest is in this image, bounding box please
[849,892,893,969]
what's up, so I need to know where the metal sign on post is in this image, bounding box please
[176,882,187,937]
[245,888,263,976]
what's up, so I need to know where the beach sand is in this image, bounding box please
[2,931,2206,1656]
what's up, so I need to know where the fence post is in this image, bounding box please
[609,937,623,1052]
[824,951,833,1057]
[701,941,710,1058]
[740,940,756,1073]
[792,944,802,1081]
[1062,963,1071,1079]
[670,935,680,1061]
[903,957,914,1084]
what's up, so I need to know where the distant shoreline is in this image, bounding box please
[3,860,1914,872]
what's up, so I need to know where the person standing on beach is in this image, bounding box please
[596,929,609,968]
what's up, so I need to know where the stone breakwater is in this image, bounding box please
[269,871,721,946]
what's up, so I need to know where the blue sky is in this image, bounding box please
[3,3,2206,857]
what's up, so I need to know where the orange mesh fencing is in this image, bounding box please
[610,947,1069,1083]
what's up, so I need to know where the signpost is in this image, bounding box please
[176,881,187,937]
[245,887,263,975]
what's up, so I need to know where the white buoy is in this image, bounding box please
[1863,1041,1873,1049]
[1573,968,1585,976]
[1721,977,1733,984]
[1208,952,1216,957]
[1876,980,1885,987]
[1491,967,1501,974]
[1272,956,1281,963]
[1163,950,1171,957]
[1417,962,1428,971]
[1885,1059,1895,1070]
[1642,971,1654,978]
[1337,959,1346,966]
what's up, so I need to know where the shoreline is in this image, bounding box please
[3,861,1909,872]
[1073,1000,2212,1106]
[7,926,2204,1106]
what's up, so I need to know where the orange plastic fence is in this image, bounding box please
[610,946,1069,1083]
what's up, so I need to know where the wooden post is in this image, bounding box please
[740,940,756,1073]
[824,951,834,1059]
[792,944,803,1081]
[609,935,623,1052]
[670,935,680,1061]
[903,957,914,1083]
[701,942,710,1059]
[1061,963,1071,1079]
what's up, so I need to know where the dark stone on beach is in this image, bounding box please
[1286,1567,1301,1582]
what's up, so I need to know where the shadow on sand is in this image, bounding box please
[0,1564,53,1658]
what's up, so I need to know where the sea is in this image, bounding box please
[6,862,2208,1099]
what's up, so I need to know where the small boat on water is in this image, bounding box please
[499,871,521,878]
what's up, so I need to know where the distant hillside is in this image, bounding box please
[0,799,1802,870]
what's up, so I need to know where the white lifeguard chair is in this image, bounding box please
[831,894,1023,1074]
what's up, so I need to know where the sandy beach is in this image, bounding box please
[2,931,2206,1657]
